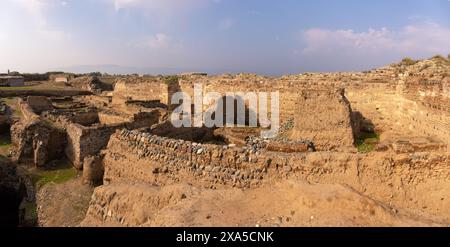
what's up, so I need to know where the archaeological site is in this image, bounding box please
[0,56,449,227]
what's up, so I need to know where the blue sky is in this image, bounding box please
[1,0,449,75]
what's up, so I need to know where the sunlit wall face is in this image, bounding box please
[0,0,449,75]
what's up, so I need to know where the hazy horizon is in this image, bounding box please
[1,0,450,75]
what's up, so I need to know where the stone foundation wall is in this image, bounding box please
[17,99,40,122]
[104,130,449,189]
[104,130,304,188]
[102,129,450,219]
[65,111,161,169]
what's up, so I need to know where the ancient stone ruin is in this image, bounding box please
[1,56,449,226]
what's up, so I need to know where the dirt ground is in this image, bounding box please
[36,177,94,227]
[79,180,448,227]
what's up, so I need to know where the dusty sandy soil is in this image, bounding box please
[80,180,448,227]
[36,178,94,227]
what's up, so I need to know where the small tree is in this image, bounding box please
[432,54,445,60]
[164,75,179,85]
[401,57,417,66]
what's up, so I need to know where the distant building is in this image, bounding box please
[0,75,25,87]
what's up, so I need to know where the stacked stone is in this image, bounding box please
[278,117,295,134]
[115,129,303,188]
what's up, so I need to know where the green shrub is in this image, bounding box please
[22,201,38,225]
[400,57,417,66]
[431,55,450,65]
[432,54,445,60]
[164,75,179,85]
[356,132,380,153]
[0,132,12,154]
[31,161,78,189]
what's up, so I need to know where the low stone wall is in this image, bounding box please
[104,129,450,189]
[104,129,298,188]
[65,111,161,169]
[103,129,450,220]
[17,98,40,122]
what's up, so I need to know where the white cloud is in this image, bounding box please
[302,22,450,57]
[112,0,210,12]
[218,18,234,30]
[10,0,50,26]
[248,10,261,15]
[145,33,171,49]
[8,0,68,27]
[129,33,175,49]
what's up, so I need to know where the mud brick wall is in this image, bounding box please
[399,76,450,147]
[112,78,164,106]
[98,111,131,125]
[103,129,450,218]
[61,110,100,126]
[345,76,450,150]
[11,120,66,167]
[17,98,40,122]
[103,130,346,189]
[104,130,450,192]
[104,130,295,188]
[26,96,53,114]
[178,78,302,125]
[291,88,356,151]
[65,111,161,169]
